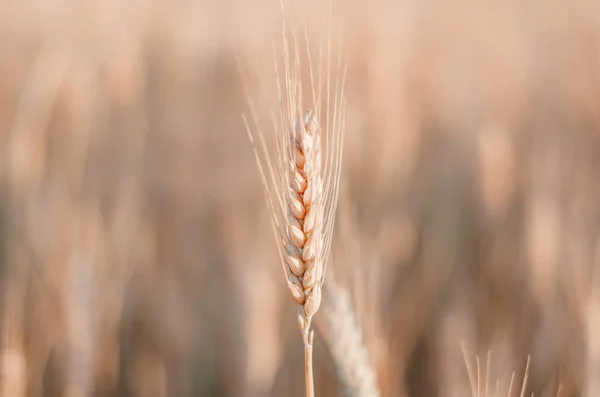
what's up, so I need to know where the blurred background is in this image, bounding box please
[1,0,600,396]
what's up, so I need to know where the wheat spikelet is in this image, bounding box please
[322,277,381,397]
[241,1,347,395]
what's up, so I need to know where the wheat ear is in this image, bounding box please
[322,277,381,397]
[241,1,347,395]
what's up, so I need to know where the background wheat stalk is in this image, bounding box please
[321,276,381,397]
[242,1,347,395]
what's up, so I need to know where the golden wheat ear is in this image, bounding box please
[241,1,347,395]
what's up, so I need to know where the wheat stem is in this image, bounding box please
[303,327,315,397]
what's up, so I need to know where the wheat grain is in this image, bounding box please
[241,1,347,395]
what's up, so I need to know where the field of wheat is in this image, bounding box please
[1,0,600,396]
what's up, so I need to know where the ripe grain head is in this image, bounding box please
[242,0,347,332]
[241,2,347,395]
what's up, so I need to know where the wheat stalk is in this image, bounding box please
[241,1,347,395]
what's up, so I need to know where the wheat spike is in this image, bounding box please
[241,1,346,395]
[322,278,381,397]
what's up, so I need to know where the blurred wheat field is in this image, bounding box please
[1,0,600,396]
